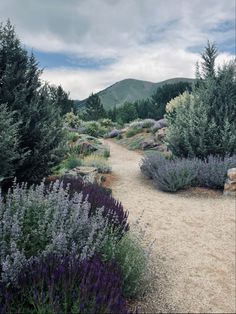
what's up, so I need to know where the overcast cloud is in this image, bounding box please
[0,0,235,99]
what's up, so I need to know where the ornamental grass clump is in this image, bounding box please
[82,155,111,173]
[0,254,130,314]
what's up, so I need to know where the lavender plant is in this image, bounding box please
[0,180,112,284]
[140,153,236,192]
[0,254,131,314]
[60,177,129,234]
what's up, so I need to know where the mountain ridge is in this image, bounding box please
[77,77,195,110]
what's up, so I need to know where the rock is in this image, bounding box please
[141,140,158,150]
[224,168,236,197]
[227,168,236,181]
[155,127,167,142]
[78,141,98,154]
[64,166,98,184]
[75,166,98,176]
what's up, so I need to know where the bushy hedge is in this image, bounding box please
[140,153,236,192]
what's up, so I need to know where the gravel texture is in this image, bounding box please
[105,139,236,314]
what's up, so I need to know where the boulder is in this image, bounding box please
[141,140,158,150]
[224,168,236,197]
[227,168,236,181]
[78,141,98,154]
[75,166,98,176]
[64,166,98,184]
[155,127,167,142]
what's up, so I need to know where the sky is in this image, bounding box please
[0,0,235,99]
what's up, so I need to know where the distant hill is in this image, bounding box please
[76,77,195,110]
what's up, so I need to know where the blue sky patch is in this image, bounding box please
[27,49,116,69]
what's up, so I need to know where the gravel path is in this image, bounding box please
[105,139,236,314]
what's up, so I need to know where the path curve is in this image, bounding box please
[105,139,236,314]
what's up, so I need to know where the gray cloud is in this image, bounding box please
[0,0,234,98]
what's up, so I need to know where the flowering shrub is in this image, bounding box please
[141,153,236,192]
[0,180,112,284]
[195,155,236,188]
[0,254,130,314]
[60,177,129,234]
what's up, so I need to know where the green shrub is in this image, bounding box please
[103,148,110,158]
[126,128,142,138]
[166,42,236,158]
[66,131,80,142]
[102,232,147,298]
[64,112,81,128]
[64,155,82,170]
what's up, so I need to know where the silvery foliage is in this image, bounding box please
[129,119,156,129]
[0,180,111,284]
[151,119,167,132]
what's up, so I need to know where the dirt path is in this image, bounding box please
[105,139,236,314]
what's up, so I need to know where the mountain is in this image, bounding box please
[76,77,195,110]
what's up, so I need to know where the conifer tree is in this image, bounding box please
[0,20,65,182]
[85,93,106,120]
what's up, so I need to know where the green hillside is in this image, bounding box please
[77,77,195,110]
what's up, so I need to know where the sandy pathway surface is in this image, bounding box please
[105,139,236,314]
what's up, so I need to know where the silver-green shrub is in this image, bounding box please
[0,180,112,284]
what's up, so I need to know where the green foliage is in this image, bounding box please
[150,81,192,120]
[0,105,19,181]
[116,102,138,124]
[0,20,66,183]
[50,85,76,115]
[126,128,143,138]
[83,121,107,137]
[166,42,236,158]
[64,155,82,170]
[103,147,110,158]
[114,233,147,298]
[102,232,147,298]
[64,112,81,128]
[66,131,80,143]
[84,93,106,121]
[82,155,111,173]
[108,81,192,124]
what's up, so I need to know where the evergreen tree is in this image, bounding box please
[0,20,65,182]
[85,93,106,120]
[0,104,19,181]
[50,85,76,115]
[166,42,236,158]
[151,81,192,120]
[116,102,138,124]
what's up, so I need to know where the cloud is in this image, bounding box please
[0,0,235,98]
